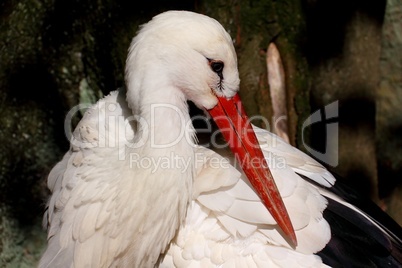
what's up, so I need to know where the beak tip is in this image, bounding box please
[288,229,298,248]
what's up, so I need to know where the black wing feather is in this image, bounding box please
[319,198,401,267]
[297,173,402,267]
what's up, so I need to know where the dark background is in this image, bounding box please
[0,0,401,265]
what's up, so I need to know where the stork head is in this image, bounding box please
[125,11,239,110]
[125,11,297,246]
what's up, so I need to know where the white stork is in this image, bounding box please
[39,11,402,267]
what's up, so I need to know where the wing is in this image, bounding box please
[252,125,335,188]
[163,125,402,267]
[256,128,402,266]
[162,134,333,267]
[39,89,140,268]
[315,179,402,267]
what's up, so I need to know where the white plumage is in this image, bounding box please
[40,10,345,267]
[41,88,334,267]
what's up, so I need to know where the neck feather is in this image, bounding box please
[128,82,196,158]
[121,79,196,266]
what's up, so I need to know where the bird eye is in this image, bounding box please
[210,61,224,74]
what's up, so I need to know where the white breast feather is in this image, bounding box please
[42,89,189,267]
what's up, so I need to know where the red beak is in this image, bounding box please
[208,93,297,246]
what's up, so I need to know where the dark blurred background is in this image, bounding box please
[0,0,401,266]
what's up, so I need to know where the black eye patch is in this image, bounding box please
[207,59,224,80]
